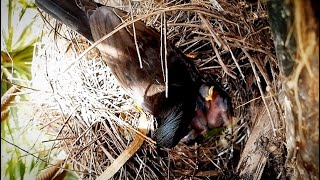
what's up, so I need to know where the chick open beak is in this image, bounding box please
[205,86,214,101]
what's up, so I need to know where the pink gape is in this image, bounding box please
[181,85,232,143]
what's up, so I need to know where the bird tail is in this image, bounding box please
[35,0,95,41]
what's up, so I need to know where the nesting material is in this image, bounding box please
[31,0,280,179]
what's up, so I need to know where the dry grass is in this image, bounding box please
[30,0,282,179]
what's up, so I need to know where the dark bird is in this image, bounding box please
[35,0,232,148]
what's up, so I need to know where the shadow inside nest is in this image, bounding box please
[31,0,286,179]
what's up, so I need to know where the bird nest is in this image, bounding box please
[31,0,281,179]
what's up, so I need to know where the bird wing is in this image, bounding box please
[35,0,93,41]
[87,6,166,105]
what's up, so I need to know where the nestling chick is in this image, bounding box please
[181,85,233,144]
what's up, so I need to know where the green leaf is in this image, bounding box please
[29,158,36,173]
[204,127,225,141]
[18,159,26,180]
[6,119,15,143]
[1,80,10,97]
[10,106,20,129]
[6,154,16,180]
[19,7,27,21]
[12,45,35,63]
[7,0,14,52]
[63,170,79,180]
[12,65,31,81]
[1,120,7,138]
[14,21,36,49]
[2,29,9,45]
[18,0,37,9]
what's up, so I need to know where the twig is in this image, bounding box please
[130,3,143,69]
[211,39,236,79]
[241,47,276,136]
[97,112,150,180]
[228,45,246,81]
[199,13,227,50]
[163,12,169,98]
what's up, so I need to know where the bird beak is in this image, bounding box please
[205,86,214,101]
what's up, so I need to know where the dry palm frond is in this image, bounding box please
[1,85,21,122]
[36,160,66,180]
